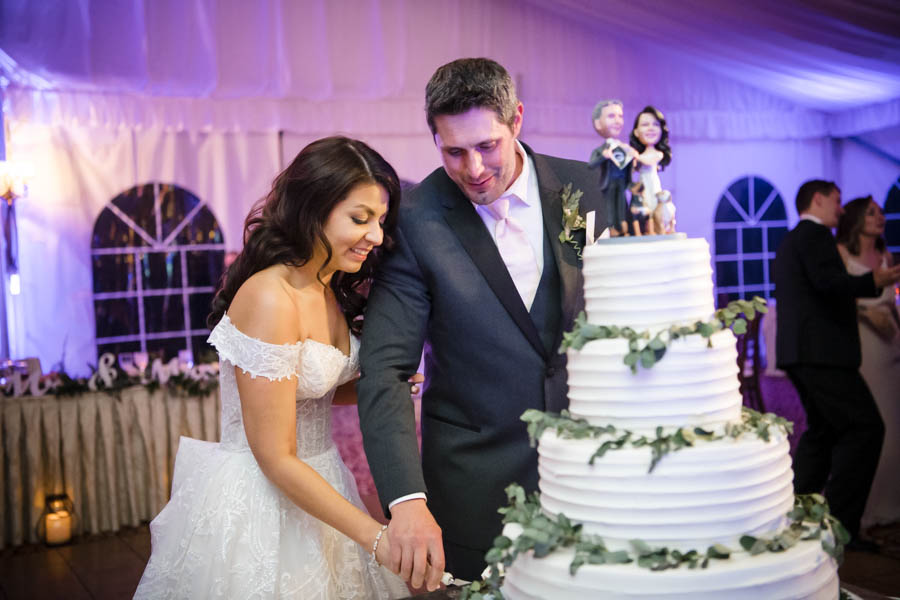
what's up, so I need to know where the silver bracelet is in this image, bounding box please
[371,524,388,559]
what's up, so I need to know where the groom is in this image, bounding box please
[358,58,604,589]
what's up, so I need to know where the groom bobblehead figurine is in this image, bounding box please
[358,58,604,588]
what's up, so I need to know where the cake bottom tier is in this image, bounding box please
[501,538,838,600]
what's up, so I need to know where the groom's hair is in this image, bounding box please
[425,58,518,136]
[795,179,837,214]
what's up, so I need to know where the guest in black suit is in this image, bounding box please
[774,179,900,545]
[357,58,603,589]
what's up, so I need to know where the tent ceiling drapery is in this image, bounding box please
[2,0,900,139]
[531,0,900,111]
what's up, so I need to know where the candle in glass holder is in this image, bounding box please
[45,510,72,545]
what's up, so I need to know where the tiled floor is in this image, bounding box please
[0,526,149,599]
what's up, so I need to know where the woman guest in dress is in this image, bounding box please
[837,195,900,529]
[134,136,409,599]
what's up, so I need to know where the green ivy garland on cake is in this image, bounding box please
[560,297,768,373]
[459,486,849,599]
[521,406,792,473]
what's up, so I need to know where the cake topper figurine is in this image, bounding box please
[588,99,636,237]
[629,105,675,235]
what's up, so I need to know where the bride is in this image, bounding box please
[134,136,409,599]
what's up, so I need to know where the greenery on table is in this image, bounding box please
[19,366,219,399]
[459,485,847,600]
[560,297,768,373]
[520,406,792,473]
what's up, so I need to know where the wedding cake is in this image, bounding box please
[495,235,840,599]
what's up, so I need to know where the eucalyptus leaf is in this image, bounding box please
[604,550,632,564]
[630,539,652,554]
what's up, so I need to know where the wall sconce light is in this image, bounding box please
[0,159,31,296]
[37,493,76,546]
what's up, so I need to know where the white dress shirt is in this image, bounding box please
[473,140,544,309]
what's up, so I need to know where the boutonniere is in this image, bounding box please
[559,183,586,258]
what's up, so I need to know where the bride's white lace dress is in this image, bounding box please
[134,314,408,599]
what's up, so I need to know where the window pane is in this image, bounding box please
[727,178,750,216]
[178,206,224,245]
[715,198,744,223]
[140,252,183,290]
[189,293,215,330]
[95,298,140,338]
[97,341,141,361]
[742,228,763,254]
[92,253,136,293]
[751,178,774,216]
[885,180,900,214]
[716,261,739,287]
[112,184,157,241]
[716,291,742,308]
[192,335,217,364]
[715,229,738,254]
[767,226,789,252]
[186,250,225,288]
[159,185,201,242]
[146,335,190,363]
[761,196,787,221]
[92,207,151,249]
[144,294,185,333]
[743,260,764,285]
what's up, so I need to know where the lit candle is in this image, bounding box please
[45,510,72,545]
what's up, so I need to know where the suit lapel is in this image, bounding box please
[439,176,548,360]
[529,149,581,333]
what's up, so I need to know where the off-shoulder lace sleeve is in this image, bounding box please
[208,314,301,381]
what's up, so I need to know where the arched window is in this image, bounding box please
[713,176,788,307]
[91,183,225,362]
[884,175,900,255]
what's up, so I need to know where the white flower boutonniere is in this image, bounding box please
[559,183,586,258]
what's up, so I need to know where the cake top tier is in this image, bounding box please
[581,235,714,331]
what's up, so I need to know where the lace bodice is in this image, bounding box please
[208,314,359,457]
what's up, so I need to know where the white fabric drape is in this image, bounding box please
[0,387,219,549]
[4,0,899,138]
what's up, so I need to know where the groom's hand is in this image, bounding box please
[387,498,444,591]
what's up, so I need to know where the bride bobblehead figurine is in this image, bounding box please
[629,105,675,235]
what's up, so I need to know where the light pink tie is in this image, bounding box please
[486,195,540,309]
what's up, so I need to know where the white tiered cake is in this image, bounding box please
[498,235,840,599]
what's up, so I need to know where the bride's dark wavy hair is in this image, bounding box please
[208,136,401,334]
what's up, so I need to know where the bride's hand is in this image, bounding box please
[408,373,424,398]
[374,525,395,571]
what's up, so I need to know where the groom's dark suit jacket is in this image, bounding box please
[358,143,603,577]
[775,219,877,369]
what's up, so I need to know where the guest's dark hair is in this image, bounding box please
[795,179,838,214]
[208,136,401,335]
[425,58,518,135]
[629,105,671,171]
[836,195,886,255]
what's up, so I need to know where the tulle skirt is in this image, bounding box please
[134,437,408,599]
